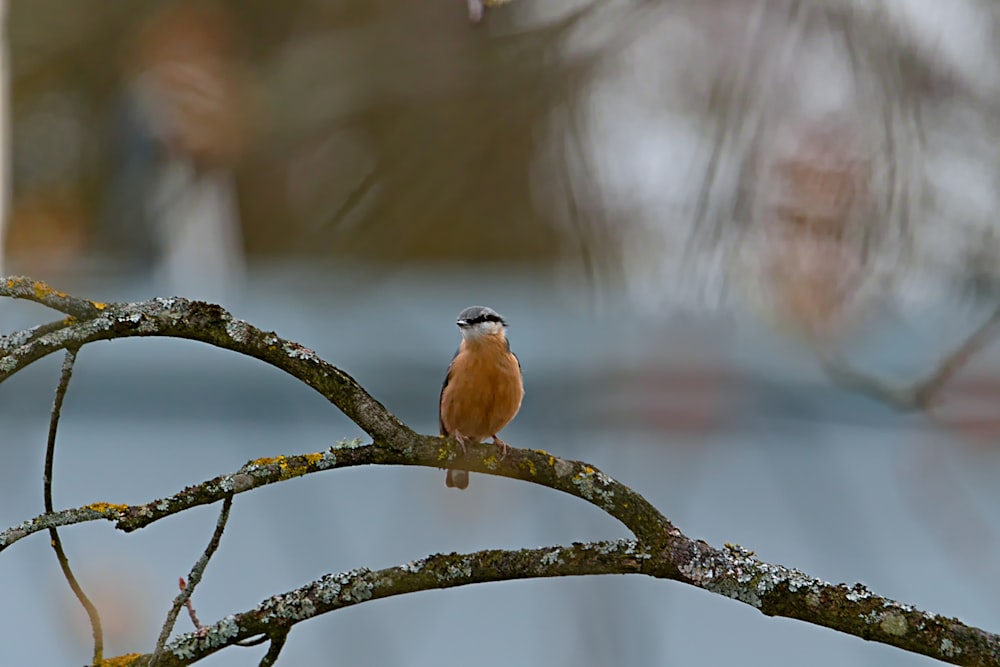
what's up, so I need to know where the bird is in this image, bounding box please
[439,306,524,489]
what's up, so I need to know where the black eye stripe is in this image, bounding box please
[463,314,506,326]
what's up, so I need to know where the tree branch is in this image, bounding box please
[257,629,288,667]
[0,276,411,445]
[150,495,234,665]
[44,347,104,665]
[821,306,1000,413]
[1,439,674,552]
[93,539,1000,667]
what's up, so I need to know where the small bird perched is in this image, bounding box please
[440,306,524,489]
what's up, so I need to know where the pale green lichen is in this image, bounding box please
[401,558,426,573]
[333,438,365,450]
[540,549,563,566]
[225,319,251,344]
[345,578,374,602]
[620,540,651,559]
[846,584,874,602]
[679,546,825,610]
[940,638,961,658]
[571,466,616,510]
[328,569,374,603]
[283,342,320,362]
[880,612,908,636]
[315,575,343,604]
[437,557,474,582]
[170,615,241,658]
[259,591,314,622]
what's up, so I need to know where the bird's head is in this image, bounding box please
[456,305,508,341]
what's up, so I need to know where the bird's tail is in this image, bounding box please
[445,469,469,489]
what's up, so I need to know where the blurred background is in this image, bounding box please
[3,0,1000,665]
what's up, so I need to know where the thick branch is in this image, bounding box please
[0,277,411,444]
[95,539,1000,667]
[104,541,650,666]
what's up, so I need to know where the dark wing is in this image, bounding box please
[507,338,522,373]
[439,347,459,436]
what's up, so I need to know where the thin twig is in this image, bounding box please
[150,494,234,665]
[0,317,75,353]
[180,579,203,633]
[258,630,289,667]
[44,348,104,666]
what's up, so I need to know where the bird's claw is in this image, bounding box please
[493,436,510,460]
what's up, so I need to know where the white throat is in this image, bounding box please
[460,321,504,341]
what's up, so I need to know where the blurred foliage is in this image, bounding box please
[8,0,598,268]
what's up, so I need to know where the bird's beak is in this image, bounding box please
[456,319,468,327]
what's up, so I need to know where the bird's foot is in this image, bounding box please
[492,435,510,460]
[454,433,469,455]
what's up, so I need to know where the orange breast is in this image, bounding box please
[440,337,523,442]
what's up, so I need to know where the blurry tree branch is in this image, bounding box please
[821,306,1000,414]
[1,276,998,666]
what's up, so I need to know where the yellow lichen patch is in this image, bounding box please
[548,456,555,466]
[5,278,13,288]
[438,447,450,461]
[102,653,144,666]
[532,449,550,455]
[85,502,130,515]
[483,455,499,470]
[521,460,537,476]
[63,316,77,325]
[302,452,325,466]
[251,456,286,467]
[280,456,314,479]
[584,465,595,474]
[91,301,107,310]
[33,281,53,299]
